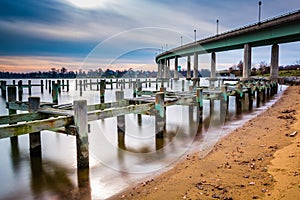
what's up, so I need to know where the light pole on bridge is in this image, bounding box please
[216,19,219,35]
[258,1,262,23]
[194,29,196,42]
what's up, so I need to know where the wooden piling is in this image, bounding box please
[235,84,243,115]
[248,84,254,111]
[116,91,125,149]
[28,97,42,156]
[89,79,92,90]
[79,80,83,96]
[62,79,65,90]
[8,86,18,144]
[137,80,142,97]
[52,83,59,105]
[74,100,89,169]
[67,80,69,92]
[28,80,32,96]
[155,92,165,138]
[182,80,185,92]
[100,80,105,103]
[18,80,23,101]
[196,88,203,124]
[110,79,113,90]
[220,86,228,122]
[1,81,7,98]
[256,83,261,107]
[133,81,137,98]
[48,80,51,93]
[75,79,78,91]
[45,79,48,90]
[40,80,44,93]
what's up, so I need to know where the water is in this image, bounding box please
[0,78,285,199]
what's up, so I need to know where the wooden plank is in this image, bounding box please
[0,112,49,125]
[38,107,74,116]
[6,102,28,111]
[88,103,154,121]
[0,116,74,139]
[87,100,129,111]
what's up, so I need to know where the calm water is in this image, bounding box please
[0,78,285,200]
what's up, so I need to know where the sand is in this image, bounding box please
[110,86,300,200]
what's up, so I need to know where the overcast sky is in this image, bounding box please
[0,0,299,72]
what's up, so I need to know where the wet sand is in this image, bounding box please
[110,86,300,200]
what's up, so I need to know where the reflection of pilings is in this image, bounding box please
[155,92,165,139]
[74,100,89,169]
[116,91,126,149]
[77,168,91,200]
[29,97,42,157]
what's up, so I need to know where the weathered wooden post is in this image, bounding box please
[12,80,16,86]
[75,79,78,91]
[137,80,142,97]
[170,79,173,90]
[52,83,59,104]
[8,86,18,144]
[62,79,65,90]
[100,79,105,103]
[116,79,119,89]
[18,80,23,101]
[74,100,89,169]
[155,79,158,90]
[155,92,165,138]
[67,80,69,92]
[262,82,266,103]
[196,88,203,125]
[149,79,151,87]
[89,79,92,91]
[133,81,137,98]
[83,80,86,91]
[96,79,99,91]
[45,79,48,90]
[220,86,228,122]
[110,79,113,90]
[48,80,51,93]
[182,80,185,92]
[256,82,261,107]
[1,81,7,98]
[248,84,254,111]
[40,80,44,93]
[116,91,126,149]
[28,97,42,156]
[79,80,83,96]
[235,84,243,115]
[28,80,32,96]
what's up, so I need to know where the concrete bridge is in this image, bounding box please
[156,9,300,81]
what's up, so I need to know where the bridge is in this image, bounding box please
[156,9,300,82]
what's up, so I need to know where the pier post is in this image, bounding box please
[262,82,266,103]
[62,80,65,90]
[28,97,41,156]
[248,84,254,111]
[220,86,228,122]
[28,80,32,96]
[52,82,59,105]
[83,80,86,91]
[100,79,105,103]
[182,80,185,92]
[74,100,89,169]
[48,80,51,93]
[155,92,165,138]
[57,80,61,94]
[137,80,142,96]
[256,82,261,107]
[79,80,83,96]
[0,81,7,98]
[196,88,203,124]
[45,79,48,90]
[235,84,243,115]
[133,81,137,98]
[8,86,18,145]
[116,91,126,149]
[40,80,44,93]
[110,79,113,90]
[76,79,78,91]
[67,80,69,92]
[96,79,99,91]
[174,57,179,80]
[90,79,92,91]
[18,80,23,101]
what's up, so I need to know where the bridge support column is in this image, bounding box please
[210,52,216,88]
[243,44,252,79]
[186,55,191,80]
[163,59,168,79]
[174,56,179,80]
[270,44,279,80]
[193,52,198,79]
[157,61,162,79]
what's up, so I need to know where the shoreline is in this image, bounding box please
[110,86,300,200]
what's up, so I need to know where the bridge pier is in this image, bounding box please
[243,44,252,79]
[209,52,217,88]
[174,56,179,80]
[186,55,191,80]
[270,44,279,80]
[193,52,198,79]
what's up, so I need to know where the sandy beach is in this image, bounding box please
[110,86,300,200]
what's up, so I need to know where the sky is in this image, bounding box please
[0,0,299,73]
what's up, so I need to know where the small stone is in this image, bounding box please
[212,194,220,199]
[249,182,256,185]
[252,196,259,199]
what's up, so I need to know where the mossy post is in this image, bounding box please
[52,83,59,105]
[48,80,51,93]
[74,100,89,169]
[196,88,203,124]
[256,82,261,107]
[28,97,42,156]
[1,81,7,98]
[248,84,254,111]
[155,92,165,138]
[220,86,228,122]
[235,84,243,115]
[116,91,126,149]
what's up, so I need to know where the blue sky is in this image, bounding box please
[0,0,299,72]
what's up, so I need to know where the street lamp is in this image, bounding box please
[216,19,219,35]
[258,1,262,23]
[166,44,168,51]
[181,36,183,46]
[194,29,196,42]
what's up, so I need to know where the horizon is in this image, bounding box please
[0,0,299,73]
